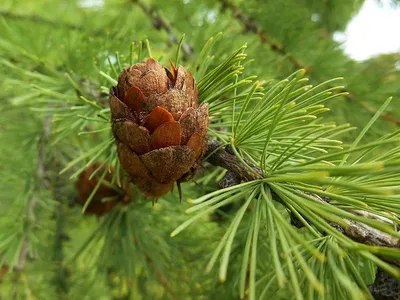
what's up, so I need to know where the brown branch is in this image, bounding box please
[13,116,52,273]
[347,92,400,126]
[131,0,193,61]
[0,10,128,40]
[370,267,400,299]
[205,140,262,182]
[148,261,175,299]
[0,10,83,31]
[219,0,308,71]
[134,240,175,299]
[0,10,108,38]
[205,140,400,250]
[343,220,400,248]
[51,161,71,295]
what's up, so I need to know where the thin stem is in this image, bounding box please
[14,115,52,273]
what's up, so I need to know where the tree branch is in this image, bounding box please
[51,161,71,295]
[347,92,400,126]
[0,10,83,31]
[134,238,175,299]
[218,0,400,127]
[0,9,108,38]
[204,140,400,250]
[218,0,307,71]
[131,0,193,61]
[370,267,400,299]
[205,140,262,182]
[13,116,52,273]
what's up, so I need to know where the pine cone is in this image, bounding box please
[110,58,208,198]
[0,264,9,281]
[75,164,131,215]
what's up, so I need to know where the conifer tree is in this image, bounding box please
[0,0,400,299]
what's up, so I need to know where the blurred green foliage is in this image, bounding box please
[0,0,399,299]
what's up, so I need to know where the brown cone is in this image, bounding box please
[0,264,8,281]
[75,163,131,215]
[110,58,208,198]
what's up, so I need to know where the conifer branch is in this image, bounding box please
[218,0,307,71]
[206,140,263,182]
[147,259,175,299]
[218,0,400,127]
[131,0,193,60]
[53,199,68,293]
[51,164,70,294]
[347,92,400,126]
[205,140,400,250]
[370,267,400,299]
[0,10,120,39]
[135,239,175,298]
[0,10,84,33]
[13,116,52,273]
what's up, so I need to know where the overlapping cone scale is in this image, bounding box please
[110,58,209,198]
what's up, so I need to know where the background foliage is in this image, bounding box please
[0,0,399,299]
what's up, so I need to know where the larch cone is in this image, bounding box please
[76,163,131,215]
[110,58,209,198]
